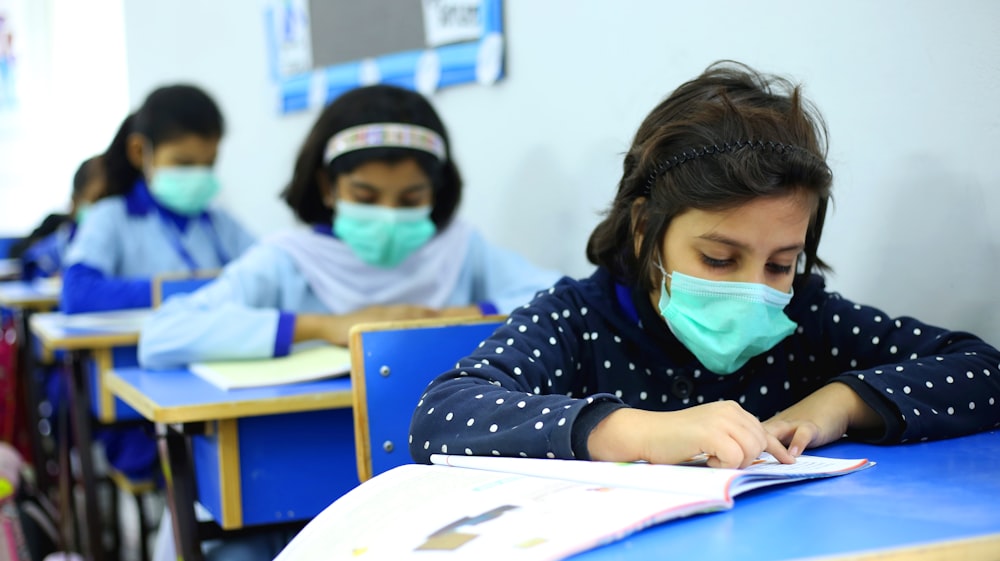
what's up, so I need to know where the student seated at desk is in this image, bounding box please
[58,85,256,516]
[12,156,105,456]
[12,154,105,281]
[409,61,1000,469]
[139,84,562,369]
[61,84,255,314]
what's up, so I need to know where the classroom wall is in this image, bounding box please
[9,1,998,345]
[0,0,127,233]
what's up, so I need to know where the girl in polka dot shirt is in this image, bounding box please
[409,61,1000,469]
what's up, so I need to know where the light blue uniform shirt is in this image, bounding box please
[61,180,256,313]
[139,225,564,369]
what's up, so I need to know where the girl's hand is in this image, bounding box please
[763,382,883,456]
[436,305,485,319]
[295,305,440,346]
[587,401,794,469]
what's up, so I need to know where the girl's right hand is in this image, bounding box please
[295,305,440,346]
[587,401,794,469]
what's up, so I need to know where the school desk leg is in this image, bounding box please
[57,383,79,552]
[66,350,105,561]
[158,422,204,561]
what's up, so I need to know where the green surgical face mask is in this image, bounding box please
[148,166,220,216]
[74,204,91,224]
[657,269,797,374]
[333,201,436,268]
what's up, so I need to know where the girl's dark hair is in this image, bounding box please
[102,84,224,197]
[281,85,462,228]
[586,60,833,292]
[71,155,104,201]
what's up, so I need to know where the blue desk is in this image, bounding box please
[107,366,358,561]
[0,258,22,280]
[30,309,151,422]
[0,279,60,310]
[572,431,1000,560]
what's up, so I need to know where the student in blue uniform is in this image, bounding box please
[61,84,255,314]
[13,156,104,455]
[409,61,1000,469]
[56,86,256,549]
[13,155,105,281]
[139,84,562,369]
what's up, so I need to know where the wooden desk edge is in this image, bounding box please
[28,316,141,351]
[28,309,155,351]
[103,370,160,420]
[105,370,353,424]
[0,298,57,310]
[801,532,1000,561]
[347,313,506,337]
[34,333,141,352]
[348,328,372,483]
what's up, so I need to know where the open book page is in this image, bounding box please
[431,453,872,501]
[189,343,350,390]
[273,463,726,561]
[729,454,873,494]
[0,259,21,279]
[432,454,741,502]
[33,277,62,297]
[55,309,152,332]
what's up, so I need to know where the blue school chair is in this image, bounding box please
[349,315,505,482]
[150,270,219,308]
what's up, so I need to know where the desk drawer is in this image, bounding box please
[192,407,358,529]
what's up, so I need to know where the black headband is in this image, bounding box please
[642,139,803,195]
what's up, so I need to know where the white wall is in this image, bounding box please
[122,1,1000,346]
[0,0,127,233]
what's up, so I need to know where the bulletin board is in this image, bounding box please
[264,0,504,114]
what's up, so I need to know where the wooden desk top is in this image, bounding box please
[29,309,152,351]
[0,279,60,310]
[106,366,353,424]
[572,430,1000,561]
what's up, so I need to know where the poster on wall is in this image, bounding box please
[0,3,17,111]
[264,0,503,114]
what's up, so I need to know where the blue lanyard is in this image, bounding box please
[615,282,640,324]
[158,211,230,272]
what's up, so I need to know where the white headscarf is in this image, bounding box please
[264,220,472,314]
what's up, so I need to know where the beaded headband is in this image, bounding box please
[642,139,806,195]
[324,123,447,165]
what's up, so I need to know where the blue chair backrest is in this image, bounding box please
[91,273,215,421]
[151,272,218,307]
[349,316,504,481]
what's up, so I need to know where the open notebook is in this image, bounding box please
[274,452,873,561]
[189,343,351,390]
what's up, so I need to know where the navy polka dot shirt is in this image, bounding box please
[409,268,1000,463]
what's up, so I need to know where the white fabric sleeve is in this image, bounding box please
[138,244,300,369]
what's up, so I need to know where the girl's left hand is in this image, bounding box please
[437,305,485,319]
[763,382,882,456]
